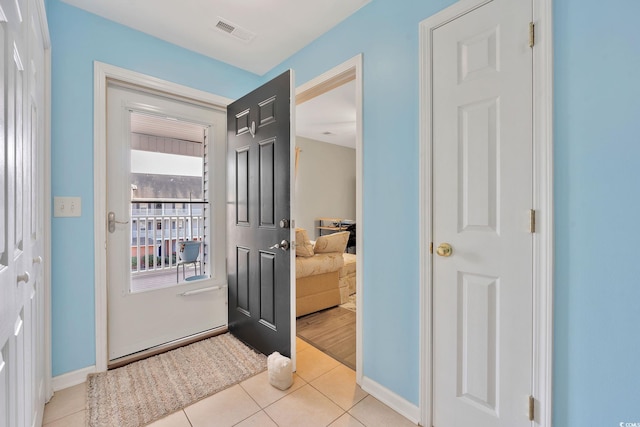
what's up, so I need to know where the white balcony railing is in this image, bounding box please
[130,202,205,276]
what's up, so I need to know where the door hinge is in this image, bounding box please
[529,209,536,233]
[529,22,535,48]
[528,395,535,421]
[430,242,433,254]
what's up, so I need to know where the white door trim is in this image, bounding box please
[295,54,364,381]
[93,62,232,372]
[42,9,53,402]
[418,0,553,425]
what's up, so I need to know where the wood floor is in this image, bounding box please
[296,306,356,369]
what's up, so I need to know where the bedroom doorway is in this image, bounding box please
[293,55,363,374]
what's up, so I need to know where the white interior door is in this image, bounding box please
[431,0,534,426]
[106,84,227,362]
[0,0,48,425]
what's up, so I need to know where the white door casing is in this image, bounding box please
[294,54,364,380]
[420,0,552,425]
[94,63,232,373]
[106,84,227,361]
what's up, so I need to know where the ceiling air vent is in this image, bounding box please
[215,18,256,43]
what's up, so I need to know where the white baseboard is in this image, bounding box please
[52,365,96,391]
[360,375,421,424]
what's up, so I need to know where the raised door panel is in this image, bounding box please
[258,251,276,328]
[236,148,250,226]
[13,42,23,253]
[458,98,499,234]
[258,138,275,228]
[456,272,499,414]
[236,247,250,315]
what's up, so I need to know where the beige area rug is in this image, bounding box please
[86,333,267,427]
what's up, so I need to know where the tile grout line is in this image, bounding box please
[182,409,193,427]
[301,363,362,426]
[43,406,86,425]
[261,410,280,427]
[233,383,270,425]
[43,409,87,427]
[308,363,369,408]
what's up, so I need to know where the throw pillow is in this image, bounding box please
[314,231,349,254]
[295,228,314,257]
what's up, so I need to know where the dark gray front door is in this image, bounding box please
[227,70,293,357]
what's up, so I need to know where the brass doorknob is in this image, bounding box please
[436,243,453,257]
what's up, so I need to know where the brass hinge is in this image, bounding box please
[529,22,535,48]
[529,209,536,233]
[528,395,535,421]
[430,242,433,254]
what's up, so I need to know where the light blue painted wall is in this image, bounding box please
[264,0,457,406]
[270,0,640,420]
[553,0,640,425]
[46,0,260,376]
[47,0,640,422]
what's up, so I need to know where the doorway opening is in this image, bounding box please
[293,56,363,374]
[94,64,230,372]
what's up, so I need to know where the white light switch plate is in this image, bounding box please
[54,196,82,217]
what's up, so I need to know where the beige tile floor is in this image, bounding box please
[43,338,417,427]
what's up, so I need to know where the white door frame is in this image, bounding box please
[40,0,53,400]
[419,0,553,425]
[93,62,231,372]
[295,54,364,380]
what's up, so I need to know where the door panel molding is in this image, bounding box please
[419,0,553,425]
[93,62,231,372]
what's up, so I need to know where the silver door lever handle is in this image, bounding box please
[108,211,129,233]
[269,240,290,251]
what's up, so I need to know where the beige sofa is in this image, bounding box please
[295,229,355,317]
[339,253,356,303]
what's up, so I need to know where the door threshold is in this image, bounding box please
[108,326,228,370]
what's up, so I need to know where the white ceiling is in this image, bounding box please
[296,80,356,148]
[130,81,357,149]
[65,0,361,149]
[60,0,370,76]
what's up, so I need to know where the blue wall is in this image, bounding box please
[276,0,640,421]
[47,0,260,376]
[48,0,640,423]
[263,0,456,405]
[553,0,640,425]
